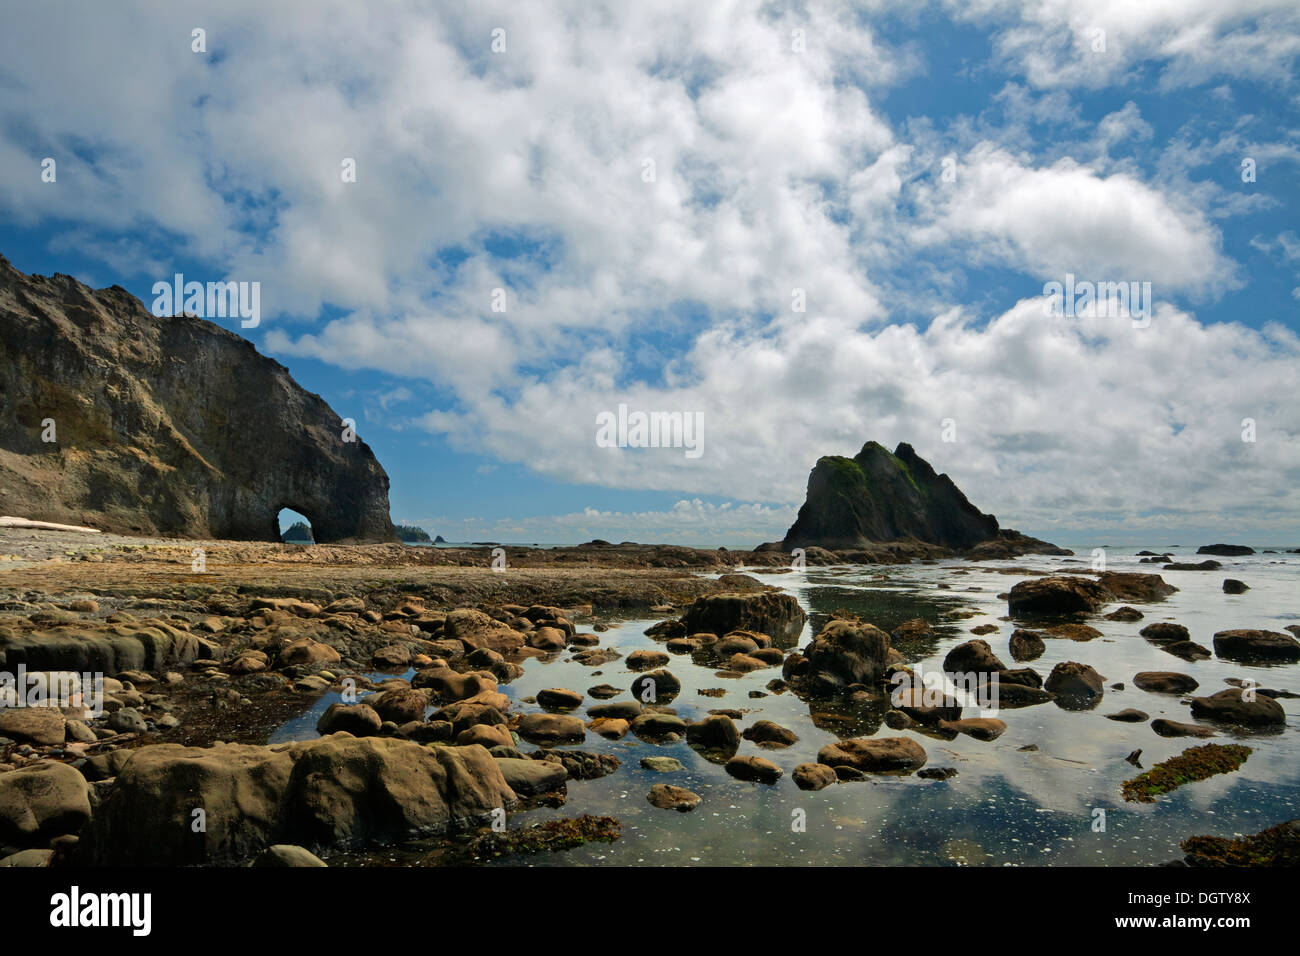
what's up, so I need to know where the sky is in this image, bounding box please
[1,1,1298,547]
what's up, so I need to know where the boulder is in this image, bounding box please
[942,639,1006,675]
[741,719,798,748]
[817,737,927,774]
[1133,672,1199,695]
[536,688,584,711]
[680,592,807,646]
[494,757,567,796]
[1189,688,1286,727]
[0,707,66,745]
[1222,579,1250,594]
[724,755,783,784]
[936,717,1006,741]
[1212,629,1300,663]
[800,619,891,695]
[1008,576,1110,616]
[0,761,91,846]
[1198,544,1254,556]
[86,737,516,864]
[517,713,586,745]
[1095,572,1177,603]
[251,845,328,867]
[792,762,837,791]
[630,669,682,704]
[1043,661,1104,708]
[1140,622,1190,643]
[316,703,382,737]
[685,714,741,755]
[1008,629,1045,662]
[1151,719,1215,738]
[647,784,700,812]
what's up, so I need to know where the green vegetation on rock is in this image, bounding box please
[1122,744,1252,803]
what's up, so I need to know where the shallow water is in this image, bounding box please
[281,544,1300,866]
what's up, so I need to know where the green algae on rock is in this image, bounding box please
[1180,819,1300,866]
[1121,744,1252,804]
[469,814,620,858]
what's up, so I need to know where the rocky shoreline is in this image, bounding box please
[0,529,1296,867]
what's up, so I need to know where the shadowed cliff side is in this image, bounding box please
[781,441,1057,554]
[0,256,396,543]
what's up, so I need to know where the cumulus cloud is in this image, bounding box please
[0,1,1296,538]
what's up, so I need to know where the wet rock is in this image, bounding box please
[84,736,517,864]
[1212,629,1300,663]
[107,707,147,734]
[1197,544,1254,556]
[1151,719,1216,738]
[640,756,684,773]
[680,591,807,646]
[724,755,783,784]
[316,702,383,737]
[1163,640,1212,662]
[371,644,412,668]
[817,737,927,774]
[536,688,583,711]
[529,749,619,781]
[366,688,430,724]
[442,609,526,655]
[588,717,630,740]
[793,762,838,790]
[1189,688,1286,727]
[1222,579,1250,594]
[431,701,508,737]
[626,649,670,671]
[1105,709,1149,722]
[1044,661,1104,708]
[943,639,1006,675]
[1008,576,1110,616]
[0,708,66,745]
[1095,572,1177,603]
[494,757,567,796]
[278,639,342,667]
[588,700,643,721]
[1140,622,1190,643]
[586,684,622,700]
[455,724,513,748]
[1009,629,1045,661]
[517,713,586,745]
[801,619,891,695]
[251,844,328,867]
[1044,622,1103,641]
[1133,672,1199,695]
[630,712,688,741]
[647,783,700,811]
[0,848,53,867]
[686,714,741,755]
[1105,606,1144,622]
[630,669,681,704]
[0,760,90,848]
[1163,560,1221,571]
[741,719,798,748]
[936,717,1006,741]
[918,767,959,781]
[413,667,499,702]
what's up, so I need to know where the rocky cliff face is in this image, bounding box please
[781,441,1001,550]
[0,256,396,543]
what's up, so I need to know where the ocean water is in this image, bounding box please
[283,544,1300,866]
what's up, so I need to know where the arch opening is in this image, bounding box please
[278,508,314,544]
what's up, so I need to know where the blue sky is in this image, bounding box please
[1,1,1298,546]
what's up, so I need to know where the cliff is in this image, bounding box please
[0,256,396,543]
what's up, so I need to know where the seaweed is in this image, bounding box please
[1180,819,1300,866]
[470,814,621,858]
[1121,743,1252,803]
